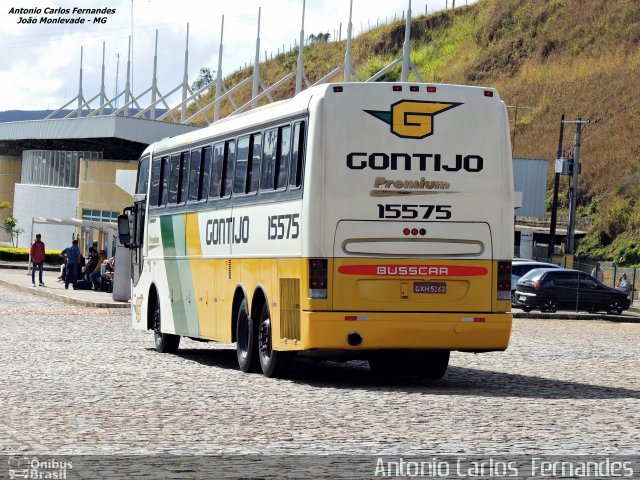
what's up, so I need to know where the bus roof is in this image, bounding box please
[140,82,501,159]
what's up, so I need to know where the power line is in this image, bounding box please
[582,95,640,141]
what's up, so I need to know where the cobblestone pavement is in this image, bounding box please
[1,284,638,459]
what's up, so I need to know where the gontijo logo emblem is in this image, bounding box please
[365,100,461,139]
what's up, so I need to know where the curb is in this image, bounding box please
[0,278,129,309]
[513,311,640,323]
[0,263,59,272]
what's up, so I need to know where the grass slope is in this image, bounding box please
[186,0,640,262]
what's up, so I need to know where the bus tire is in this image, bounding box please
[369,350,449,379]
[417,350,450,380]
[152,298,180,353]
[258,303,294,378]
[368,351,402,378]
[236,299,260,373]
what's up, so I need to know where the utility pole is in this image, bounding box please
[564,118,595,254]
[547,114,564,258]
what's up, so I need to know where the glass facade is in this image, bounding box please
[20,150,102,188]
[82,209,119,223]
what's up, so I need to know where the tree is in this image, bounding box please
[307,32,330,45]
[0,202,23,247]
[191,67,215,91]
[2,217,23,247]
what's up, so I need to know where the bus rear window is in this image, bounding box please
[289,121,305,189]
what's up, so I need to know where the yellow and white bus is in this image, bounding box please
[118,82,514,378]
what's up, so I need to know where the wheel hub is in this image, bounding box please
[259,318,271,357]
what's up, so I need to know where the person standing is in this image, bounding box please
[617,273,631,294]
[61,239,81,290]
[590,262,604,282]
[30,233,46,287]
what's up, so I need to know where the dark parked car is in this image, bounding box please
[514,268,631,314]
[511,260,560,305]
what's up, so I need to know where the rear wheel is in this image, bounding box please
[607,299,623,315]
[236,299,260,373]
[258,304,294,378]
[541,298,557,313]
[417,350,450,379]
[152,298,180,353]
[369,350,450,379]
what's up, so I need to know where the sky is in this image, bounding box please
[0,0,475,112]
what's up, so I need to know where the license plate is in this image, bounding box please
[519,295,526,302]
[414,282,446,294]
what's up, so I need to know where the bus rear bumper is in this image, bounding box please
[294,311,512,351]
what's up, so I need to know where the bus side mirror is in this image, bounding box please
[118,214,132,247]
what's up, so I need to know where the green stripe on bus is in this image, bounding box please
[160,215,200,337]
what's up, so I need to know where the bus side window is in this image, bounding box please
[149,157,162,206]
[168,153,181,204]
[289,121,305,189]
[136,155,150,195]
[178,152,189,203]
[159,156,169,206]
[261,128,277,190]
[221,140,236,198]
[276,125,291,189]
[234,136,250,195]
[209,143,224,198]
[200,146,212,200]
[248,133,261,193]
[188,149,201,202]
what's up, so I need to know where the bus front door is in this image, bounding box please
[131,198,146,286]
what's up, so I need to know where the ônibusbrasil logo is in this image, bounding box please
[365,100,461,139]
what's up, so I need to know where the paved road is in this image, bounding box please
[1,283,638,462]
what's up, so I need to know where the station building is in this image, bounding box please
[0,116,197,253]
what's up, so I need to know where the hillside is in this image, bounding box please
[187,0,640,263]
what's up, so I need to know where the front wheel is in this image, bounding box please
[152,298,180,353]
[258,304,294,378]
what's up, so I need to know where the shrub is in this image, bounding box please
[0,247,64,265]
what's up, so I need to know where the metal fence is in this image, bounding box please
[513,256,638,314]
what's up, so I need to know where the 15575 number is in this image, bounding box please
[268,214,300,240]
[377,204,452,220]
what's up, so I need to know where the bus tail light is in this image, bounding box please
[309,259,328,299]
[497,260,511,300]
